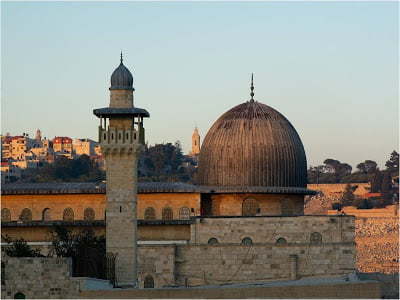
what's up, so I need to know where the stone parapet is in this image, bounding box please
[1,257,80,299]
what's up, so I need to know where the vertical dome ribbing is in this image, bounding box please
[197,101,307,187]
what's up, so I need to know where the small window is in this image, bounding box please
[144,275,154,288]
[241,237,253,246]
[19,208,32,222]
[103,133,106,140]
[208,238,219,245]
[84,208,95,221]
[1,208,11,222]
[126,133,129,139]
[179,207,190,220]
[276,237,287,245]
[111,133,114,140]
[42,208,51,221]
[162,207,173,220]
[310,232,322,245]
[63,207,74,222]
[144,207,156,220]
[118,133,121,140]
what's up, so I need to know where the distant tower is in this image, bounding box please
[93,54,150,287]
[191,127,201,156]
[35,129,42,141]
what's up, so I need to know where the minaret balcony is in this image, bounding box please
[99,127,139,146]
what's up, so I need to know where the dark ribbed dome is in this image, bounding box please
[197,100,307,188]
[110,58,133,90]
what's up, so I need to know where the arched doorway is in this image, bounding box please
[144,275,154,288]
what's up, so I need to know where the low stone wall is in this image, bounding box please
[357,272,399,299]
[1,257,80,299]
[80,280,381,299]
[174,243,355,286]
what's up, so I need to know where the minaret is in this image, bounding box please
[191,127,200,156]
[93,53,149,287]
[35,129,42,141]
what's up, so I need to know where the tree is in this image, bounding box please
[323,159,341,174]
[19,155,105,183]
[50,225,105,258]
[2,235,43,257]
[50,226,107,279]
[385,151,399,175]
[356,160,377,174]
[138,142,193,182]
[323,159,352,183]
[370,171,383,193]
[380,171,393,205]
[341,184,355,207]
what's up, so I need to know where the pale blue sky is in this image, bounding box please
[2,2,398,169]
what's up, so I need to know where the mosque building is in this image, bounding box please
[1,56,357,289]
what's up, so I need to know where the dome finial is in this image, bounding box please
[120,51,123,64]
[250,73,255,102]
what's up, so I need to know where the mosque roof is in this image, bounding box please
[197,76,308,190]
[1,182,315,195]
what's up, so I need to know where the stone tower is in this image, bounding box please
[191,127,200,156]
[93,54,149,287]
[35,129,42,141]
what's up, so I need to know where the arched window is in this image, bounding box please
[14,292,26,299]
[19,208,32,222]
[162,207,173,220]
[276,237,287,245]
[208,238,219,245]
[241,237,253,246]
[242,198,259,216]
[63,208,74,222]
[1,208,11,222]
[310,232,322,245]
[144,275,154,288]
[84,208,95,221]
[179,207,190,220]
[42,208,51,221]
[144,207,156,220]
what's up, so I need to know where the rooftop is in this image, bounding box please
[1,182,316,195]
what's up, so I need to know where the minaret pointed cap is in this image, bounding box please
[250,73,255,102]
[120,51,123,64]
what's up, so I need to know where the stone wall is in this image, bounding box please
[1,194,106,222]
[1,257,80,299]
[135,216,356,288]
[1,222,191,244]
[138,245,176,288]
[1,192,200,222]
[189,216,354,244]
[80,280,381,299]
[210,193,304,216]
[174,243,355,286]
